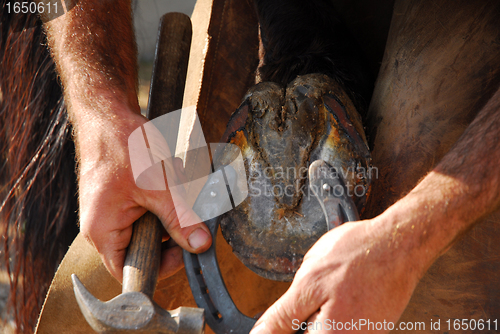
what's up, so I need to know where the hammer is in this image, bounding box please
[71,12,205,334]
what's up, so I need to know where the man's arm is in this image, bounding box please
[41,0,211,281]
[251,85,500,333]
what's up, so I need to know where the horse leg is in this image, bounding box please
[365,0,500,328]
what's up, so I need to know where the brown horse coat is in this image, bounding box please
[368,0,500,326]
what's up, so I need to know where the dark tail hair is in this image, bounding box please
[0,3,79,333]
[254,0,373,115]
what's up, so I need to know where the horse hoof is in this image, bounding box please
[216,73,372,281]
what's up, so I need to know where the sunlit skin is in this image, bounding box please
[41,0,212,282]
[250,90,500,333]
[41,1,500,333]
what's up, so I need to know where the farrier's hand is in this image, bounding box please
[75,104,212,282]
[250,214,424,334]
[251,155,499,334]
[40,0,211,282]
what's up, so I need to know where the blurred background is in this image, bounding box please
[134,0,197,112]
[135,0,196,61]
[0,0,196,332]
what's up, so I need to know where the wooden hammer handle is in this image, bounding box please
[122,212,162,296]
[122,12,192,297]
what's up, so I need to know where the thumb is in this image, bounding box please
[250,281,320,334]
[146,187,212,254]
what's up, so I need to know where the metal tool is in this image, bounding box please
[183,159,359,334]
[308,160,359,231]
[72,12,205,334]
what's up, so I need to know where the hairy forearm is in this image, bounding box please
[40,0,144,177]
[380,86,500,275]
[41,0,140,125]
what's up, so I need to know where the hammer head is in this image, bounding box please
[72,274,205,334]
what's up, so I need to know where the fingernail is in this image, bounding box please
[250,323,268,334]
[188,228,209,249]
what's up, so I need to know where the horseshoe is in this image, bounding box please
[183,160,359,334]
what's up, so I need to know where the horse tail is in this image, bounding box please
[0,4,79,333]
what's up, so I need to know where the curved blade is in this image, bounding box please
[309,160,360,230]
